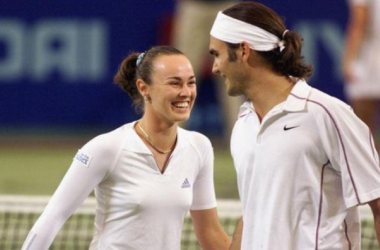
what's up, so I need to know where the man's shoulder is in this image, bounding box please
[308,87,351,111]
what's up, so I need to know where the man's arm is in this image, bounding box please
[230,217,243,250]
[190,208,231,250]
[368,197,380,245]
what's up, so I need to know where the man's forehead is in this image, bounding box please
[210,35,221,44]
[209,36,226,50]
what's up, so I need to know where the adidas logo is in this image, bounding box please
[181,178,191,188]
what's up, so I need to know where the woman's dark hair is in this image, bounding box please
[223,2,313,79]
[114,46,184,112]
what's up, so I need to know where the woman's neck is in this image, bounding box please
[137,116,178,152]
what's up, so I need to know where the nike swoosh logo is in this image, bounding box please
[284,125,300,131]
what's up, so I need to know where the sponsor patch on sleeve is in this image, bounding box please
[74,150,93,167]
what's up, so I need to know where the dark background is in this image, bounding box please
[0,0,349,136]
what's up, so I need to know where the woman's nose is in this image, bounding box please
[179,85,191,96]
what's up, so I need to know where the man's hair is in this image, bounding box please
[223,2,313,79]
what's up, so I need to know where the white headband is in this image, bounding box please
[210,11,286,52]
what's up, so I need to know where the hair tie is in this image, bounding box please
[277,30,289,52]
[136,52,146,66]
[282,30,289,39]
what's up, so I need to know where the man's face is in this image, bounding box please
[209,36,246,97]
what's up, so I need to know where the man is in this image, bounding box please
[209,2,380,249]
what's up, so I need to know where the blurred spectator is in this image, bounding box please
[172,0,242,143]
[343,0,380,149]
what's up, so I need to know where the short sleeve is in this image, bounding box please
[350,0,368,5]
[317,99,380,208]
[190,136,217,210]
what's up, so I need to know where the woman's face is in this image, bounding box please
[143,54,197,124]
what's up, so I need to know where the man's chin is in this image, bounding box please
[227,88,241,97]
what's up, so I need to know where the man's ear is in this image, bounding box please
[240,41,251,61]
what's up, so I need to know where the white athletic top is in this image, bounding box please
[232,80,380,250]
[345,0,380,99]
[22,122,217,250]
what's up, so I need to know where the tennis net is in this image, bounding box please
[0,195,378,250]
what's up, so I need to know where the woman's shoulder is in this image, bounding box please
[178,127,212,148]
[81,122,134,154]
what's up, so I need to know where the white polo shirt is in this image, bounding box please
[22,122,216,250]
[231,80,380,250]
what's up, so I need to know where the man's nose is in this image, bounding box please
[212,61,220,74]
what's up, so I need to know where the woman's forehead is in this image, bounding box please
[152,55,193,75]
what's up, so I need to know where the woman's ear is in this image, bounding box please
[136,78,148,97]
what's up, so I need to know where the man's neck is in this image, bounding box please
[246,75,295,122]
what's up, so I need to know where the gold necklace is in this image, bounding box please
[137,122,173,154]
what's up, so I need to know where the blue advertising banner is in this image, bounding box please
[0,0,348,134]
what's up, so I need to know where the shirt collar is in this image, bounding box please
[122,121,188,154]
[238,79,312,117]
[283,79,311,112]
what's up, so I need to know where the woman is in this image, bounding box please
[343,0,380,150]
[22,46,231,249]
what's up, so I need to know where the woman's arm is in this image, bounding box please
[190,208,231,250]
[342,2,368,82]
[229,217,243,250]
[21,134,115,250]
